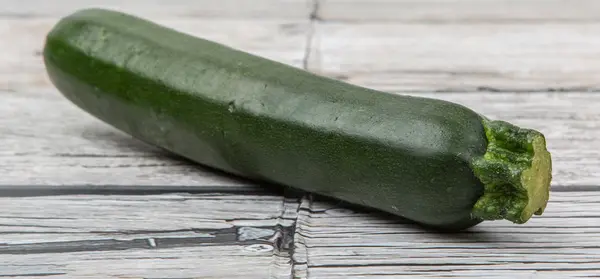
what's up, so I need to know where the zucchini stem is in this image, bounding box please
[470,119,552,224]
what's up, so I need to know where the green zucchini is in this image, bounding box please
[43,8,552,231]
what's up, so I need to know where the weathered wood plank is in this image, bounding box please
[317,0,600,23]
[4,2,597,279]
[1,0,312,19]
[3,246,285,279]
[0,193,300,278]
[4,245,301,279]
[0,18,310,92]
[293,192,600,279]
[2,191,597,278]
[307,22,600,91]
[1,89,596,186]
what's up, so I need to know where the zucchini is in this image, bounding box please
[43,8,552,231]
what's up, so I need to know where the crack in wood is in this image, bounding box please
[0,216,78,220]
[308,0,321,21]
[322,71,600,93]
[551,186,600,192]
[0,13,38,19]
[51,153,156,158]
[265,191,304,278]
[313,262,502,268]
[0,185,270,197]
[0,223,77,229]
[291,195,313,279]
[81,163,188,169]
[0,273,67,277]
[0,227,263,255]
[88,228,222,235]
[316,18,600,24]
[302,0,320,70]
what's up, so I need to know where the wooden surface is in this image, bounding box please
[2,1,600,278]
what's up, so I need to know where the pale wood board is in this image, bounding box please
[317,0,600,23]
[2,0,600,279]
[1,0,313,19]
[0,18,310,92]
[1,192,599,278]
[0,193,300,278]
[306,21,600,92]
[295,192,600,278]
[2,246,290,279]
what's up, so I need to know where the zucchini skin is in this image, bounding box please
[43,9,492,230]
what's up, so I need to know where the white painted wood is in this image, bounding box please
[3,192,597,278]
[0,18,309,92]
[2,246,281,278]
[294,192,600,279]
[0,193,300,278]
[1,0,312,19]
[318,0,600,23]
[307,22,600,91]
[0,193,295,243]
[0,89,596,187]
[3,1,600,278]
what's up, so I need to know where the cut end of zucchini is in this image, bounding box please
[470,119,552,224]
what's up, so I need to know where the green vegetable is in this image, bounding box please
[43,8,552,231]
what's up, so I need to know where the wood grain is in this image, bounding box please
[3,1,600,278]
[2,192,597,278]
[1,0,312,19]
[0,18,310,92]
[0,193,298,244]
[1,89,596,187]
[294,192,600,279]
[317,0,600,23]
[0,193,300,278]
[307,21,600,91]
[3,246,287,279]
